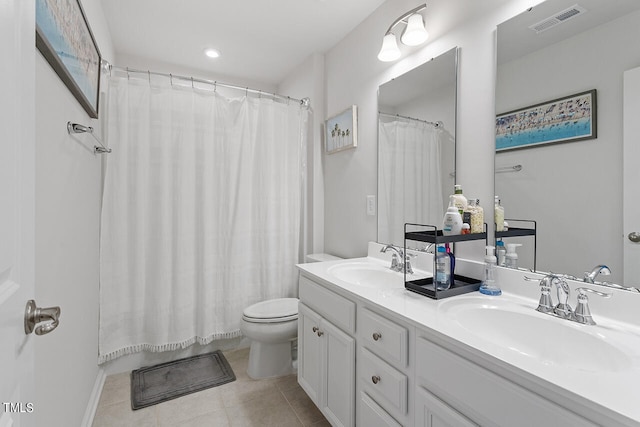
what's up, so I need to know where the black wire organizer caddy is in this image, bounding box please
[403,223,487,300]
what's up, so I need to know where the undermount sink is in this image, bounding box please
[439,296,634,373]
[327,261,405,288]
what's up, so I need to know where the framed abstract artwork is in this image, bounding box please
[36,0,102,118]
[496,89,596,152]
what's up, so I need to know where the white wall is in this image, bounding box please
[279,53,326,255]
[321,0,544,259]
[495,10,640,282]
[34,0,114,425]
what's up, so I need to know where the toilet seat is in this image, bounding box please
[242,297,299,324]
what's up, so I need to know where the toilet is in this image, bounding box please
[241,297,300,379]
[240,253,342,379]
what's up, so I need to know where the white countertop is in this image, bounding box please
[297,242,640,426]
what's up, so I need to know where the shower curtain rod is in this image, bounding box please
[102,60,310,107]
[379,111,442,128]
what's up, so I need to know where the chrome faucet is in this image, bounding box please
[380,245,404,272]
[584,265,611,283]
[525,274,611,325]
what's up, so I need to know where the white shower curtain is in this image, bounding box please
[98,74,308,363]
[378,119,444,246]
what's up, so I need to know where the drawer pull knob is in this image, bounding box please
[372,375,381,384]
[312,326,319,332]
[313,326,324,337]
[317,330,324,337]
[372,332,382,341]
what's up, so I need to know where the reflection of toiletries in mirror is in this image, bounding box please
[471,198,483,233]
[496,240,506,266]
[443,196,463,235]
[451,184,468,215]
[495,196,505,232]
[479,245,501,295]
[505,243,522,269]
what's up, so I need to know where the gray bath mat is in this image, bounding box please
[130,350,236,410]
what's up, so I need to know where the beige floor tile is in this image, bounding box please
[92,399,157,427]
[225,391,302,427]
[273,374,300,393]
[98,371,131,407]
[158,407,230,427]
[282,384,325,426]
[155,386,226,426]
[220,376,279,408]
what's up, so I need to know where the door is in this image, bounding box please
[623,66,640,286]
[0,0,36,426]
[298,303,323,405]
[323,318,355,427]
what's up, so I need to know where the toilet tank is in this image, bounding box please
[305,253,342,263]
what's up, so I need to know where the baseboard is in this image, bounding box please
[81,367,106,427]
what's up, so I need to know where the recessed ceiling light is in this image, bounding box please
[204,48,220,59]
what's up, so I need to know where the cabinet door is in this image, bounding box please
[415,386,478,427]
[323,318,356,427]
[298,303,323,405]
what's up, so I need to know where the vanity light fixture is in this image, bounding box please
[377,3,428,62]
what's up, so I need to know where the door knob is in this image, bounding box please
[628,232,640,243]
[24,300,61,335]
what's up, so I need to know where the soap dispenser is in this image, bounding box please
[479,245,501,296]
[496,240,506,266]
[442,195,463,235]
[505,243,522,269]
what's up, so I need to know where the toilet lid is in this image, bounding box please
[243,298,299,323]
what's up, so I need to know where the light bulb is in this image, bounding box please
[377,34,401,62]
[204,48,220,59]
[401,14,428,46]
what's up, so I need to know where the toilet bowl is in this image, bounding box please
[240,297,299,379]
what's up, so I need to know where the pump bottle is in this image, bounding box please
[505,243,522,269]
[479,246,501,296]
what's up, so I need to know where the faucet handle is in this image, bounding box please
[404,252,417,274]
[574,287,611,325]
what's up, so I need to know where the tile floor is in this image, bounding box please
[92,347,330,427]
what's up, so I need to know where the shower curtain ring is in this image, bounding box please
[147,70,151,83]
[126,67,130,80]
[214,81,217,92]
[245,87,249,97]
[191,77,194,89]
[170,74,173,86]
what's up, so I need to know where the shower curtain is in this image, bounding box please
[378,119,444,246]
[98,74,308,363]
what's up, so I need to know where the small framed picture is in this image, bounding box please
[325,105,358,154]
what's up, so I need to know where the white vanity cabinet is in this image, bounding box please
[414,334,599,427]
[298,276,356,427]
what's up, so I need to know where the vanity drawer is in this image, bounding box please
[415,336,599,427]
[359,307,408,367]
[359,347,408,415]
[359,392,402,427]
[298,275,355,334]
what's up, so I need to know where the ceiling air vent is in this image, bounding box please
[529,4,588,34]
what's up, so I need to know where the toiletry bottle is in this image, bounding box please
[470,198,484,234]
[461,223,470,234]
[435,245,451,291]
[442,195,463,235]
[496,240,506,267]
[451,184,468,215]
[494,196,505,232]
[505,243,522,269]
[479,246,501,296]
[445,243,456,279]
[462,198,475,228]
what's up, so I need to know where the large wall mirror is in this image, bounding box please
[377,47,458,247]
[495,0,640,285]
